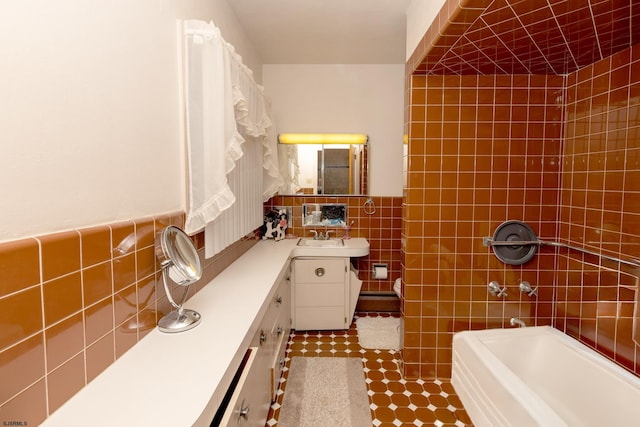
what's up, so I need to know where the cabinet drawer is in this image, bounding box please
[295,306,346,330]
[295,282,345,306]
[216,347,271,427]
[294,258,346,283]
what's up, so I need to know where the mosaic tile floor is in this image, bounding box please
[266,313,473,427]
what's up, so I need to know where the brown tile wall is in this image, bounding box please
[403,74,565,379]
[405,43,640,380]
[0,212,257,425]
[265,196,403,294]
[554,45,640,373]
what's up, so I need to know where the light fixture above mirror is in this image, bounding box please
[278,133,368,145]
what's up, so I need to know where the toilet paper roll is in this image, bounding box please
[373,265,388,279]
[393,278,402,297]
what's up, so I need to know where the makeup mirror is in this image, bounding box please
[155,225,202,333]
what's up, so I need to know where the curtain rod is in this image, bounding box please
[483,237,640,268]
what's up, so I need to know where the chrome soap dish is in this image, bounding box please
[155,225,202,333]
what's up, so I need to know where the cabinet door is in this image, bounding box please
[292,258,349,330]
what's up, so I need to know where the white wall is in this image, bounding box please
[405,0,446,61]
[0,0,262,242]
[262,64,404,197]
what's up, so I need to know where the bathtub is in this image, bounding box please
[451,326,640,427]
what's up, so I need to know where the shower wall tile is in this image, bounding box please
[555,45,640,374]
[0,210,259,424]
[403,73,564,379]
[406,34,640,379]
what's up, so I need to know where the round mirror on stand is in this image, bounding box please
[155,225,202,333]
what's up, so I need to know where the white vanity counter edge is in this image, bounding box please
[41,238,300,427]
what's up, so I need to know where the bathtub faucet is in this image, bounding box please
[510,318,526,328]
[488,281,508,298]
[519,281,538,298]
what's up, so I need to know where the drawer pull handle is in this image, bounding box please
[275,295,283,305]
[315,267,325,277]
[260,330,267,345]
[279,357,286,368]
[277,326,283,336]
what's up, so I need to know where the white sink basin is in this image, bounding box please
[291,237,369,258]
[297,238,344,247]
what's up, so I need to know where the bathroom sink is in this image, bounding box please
[291,237,369,258]
[297,238,344,247]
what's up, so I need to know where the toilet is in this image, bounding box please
[393,278,402,298]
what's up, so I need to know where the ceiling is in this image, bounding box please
[227,0,639,73]
[416,0,640,75]
[227,0,412,64]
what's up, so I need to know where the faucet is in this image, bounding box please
[519,281,538,298]
[510,317,526,328]
[309,229,332,240]
[488,281,508,298]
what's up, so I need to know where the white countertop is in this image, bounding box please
[41,237,368,427]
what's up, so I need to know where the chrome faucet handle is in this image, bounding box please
[309,230,318,239]
[488,281,508,298]
[324,230,333,240]
[519,281,538,298]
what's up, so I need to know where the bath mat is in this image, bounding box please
[278,357,371,427]
[356,316,400,350]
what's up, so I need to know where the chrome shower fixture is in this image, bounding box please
[510,318,526,328]
[519,281,538,298]
[488,281,507,298]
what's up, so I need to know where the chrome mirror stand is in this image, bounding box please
[155,226,203,333]
[157,263,201,333]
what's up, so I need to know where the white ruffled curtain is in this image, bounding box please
[182,20,282,258]
[277,144,301,194]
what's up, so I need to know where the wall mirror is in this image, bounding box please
[278,134,368,195]
[303,203,347,227]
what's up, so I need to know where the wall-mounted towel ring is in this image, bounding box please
[363,198,376,215]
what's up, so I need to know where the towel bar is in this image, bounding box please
[483,237,640,268]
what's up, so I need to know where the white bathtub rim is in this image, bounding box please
[452,327,569,427]
[459,326,640,388]
[452,326,640,427]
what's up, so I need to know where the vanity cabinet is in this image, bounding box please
[217,267,291,426]
[292,258,349,330]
